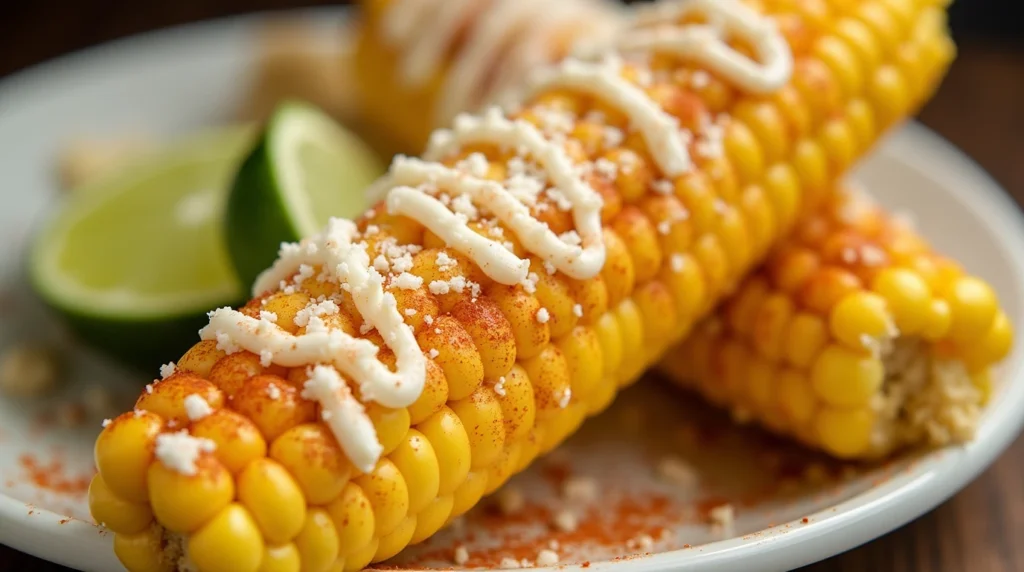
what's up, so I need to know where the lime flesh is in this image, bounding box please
[30,126,255,370]
[226,101,384,291]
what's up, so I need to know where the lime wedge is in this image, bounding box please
[29,126,255,370]
[226,101,384,290]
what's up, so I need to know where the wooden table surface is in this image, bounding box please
[1,3,1023,571]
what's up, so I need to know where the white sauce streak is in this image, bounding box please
[380,0,623,127]
[192,0,790,472]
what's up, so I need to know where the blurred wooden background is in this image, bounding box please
[0,1,1021,571]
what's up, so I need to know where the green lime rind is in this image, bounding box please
[225,100,384,292]
[29,126,255,371]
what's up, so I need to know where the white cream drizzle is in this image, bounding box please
[380,0,623,127]
[188,0,792,474]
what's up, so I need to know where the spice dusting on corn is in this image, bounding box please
[90,0,960,569]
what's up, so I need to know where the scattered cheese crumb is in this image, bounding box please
[562,476,598,503]
[657,221,671,235]
[709,503,735,528]
[391,272,424,290]
[521,272,540,294]
[691,70,711,88]
[428,349,440,359]
[558,387,571,408]
[497,487,525,515]
[183,394,213,422]
[657,455,700,488]
[404,308,418,317]
[553,509,578,532]
[494,376,507,397]
[499,557,522,569]
[536,308,550,323]
[635,533,654,551]
[154,431,215,476]
[266,383,282,400]
[572,304,583,318]
[536,549,559,566]
[429,280,451,295]
[101,418,112,428]
[670,254,686,273]
[424,315,434,325]
[652,179,674,195]
[453,546,470,566]
[160,362,176,379]
[543,260,557,275]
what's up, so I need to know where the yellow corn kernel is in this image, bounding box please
[293,509,340,572]
[567,274,609,326]
[868,65,909,127]
[343,539,378,572]
[745,355,776,412]
[189,504,264,572]
[522,345,572,418]
[961,312,1014,372]
[258,544,301,572]
[663,252,707,322]
[484,441,521,494]
[326,483,375,556]
[776,369,816,427]
[208,352,269,398]
[238,459,307,544]
[450,386,506,470]
[416,315,485,401]
[450,298,517,379]
[406,359,448,425]
[615,299,647,381]
[147,455,234,533]
[177,340,226,378]
[944,276,999,343]
[262,292,311,333]
[810,344,883,407]
[772,85,812,139]
[410,495,454,545]
[88,474,153,534]
[373,516,417,562]
[613,206,664,285]
[674,171,717,235]
[820,118,857,174]
[794,60,841,126]
[135,374,224,427]
[449,470,488,520]
[269,424,352,505]
[494,364,536,442]
[389,429,440,515]
[845,99,877,154]
[836,18,881,71]
[741,184,777,258]
[530,270,578,339]
[558,326,604,403]
[783,312,829,368]
[417,407,471,495]
[640,194,694,255]
[606,148,654,203]
[724,120,765,183]
[95,410,163,503]
[857,2,900,50]
[870,267,931,334]
[793,139,829,197]
[693,234,729,304]
[190,410,267,474]
[113,526,168,572]
[353,459,409,538]
[489,284,551,360]
[829,292,894,352]
[752,293,795,360]
[815,406,874,458]
[594,313,624,378]
[734,101,789,163]
[601,229,637,307]
[233,374,316,442]
[814,36,863,97]
[921,298,953,341]
[365,402,411,457]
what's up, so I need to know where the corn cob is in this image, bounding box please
[659,185,1012,459]
[353,0,624,154]
[89,0,956,570]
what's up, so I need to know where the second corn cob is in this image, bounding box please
[659,185,1013,459]
[89,0,956,570]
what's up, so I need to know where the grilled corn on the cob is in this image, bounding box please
[90,0,955,570]
[353,0,624,153]
[660,186,1013,459]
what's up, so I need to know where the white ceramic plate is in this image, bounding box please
[0,8,1022,572]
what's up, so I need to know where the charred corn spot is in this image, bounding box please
[95,410,163,503]
[188,503,264,572]
[269,424,352,505]
[136,374,224,427]
[417,407,471,496]
[258,544,301,572]
[293,509,339,572]
[190,410,267,474]
[89,474,154,534]
[237,459,307,544]
[148,454,234,533]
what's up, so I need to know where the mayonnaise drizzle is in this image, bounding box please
[610,0,793,94]
[193,0,792,474]
[380,0,623,127]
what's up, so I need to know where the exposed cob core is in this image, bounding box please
[90,0,956,570]
[659,186,1012,459]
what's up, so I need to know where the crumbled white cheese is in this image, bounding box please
[497,486,525,515]
[183,394,213,422]
[558,387,571,408]
[562,476,598,503]
[536,308,550,324]
[652,179,674,195]
[521,272,540,294]
[572,304,584,318]
[404,308,418,317]
[657,455,699,488]
[154,430,216,476]
[500,557,522,569]
[494,376,507,397]
[391,272,424,290]
[670,254,686,273]
[159,362,176,379]
[709,503,735,528]
[536,549,559,567]
[266,383,282,400]
[453,546,470,566]
[428,349,440,359]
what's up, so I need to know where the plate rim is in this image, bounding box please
[0,7,1022,572]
